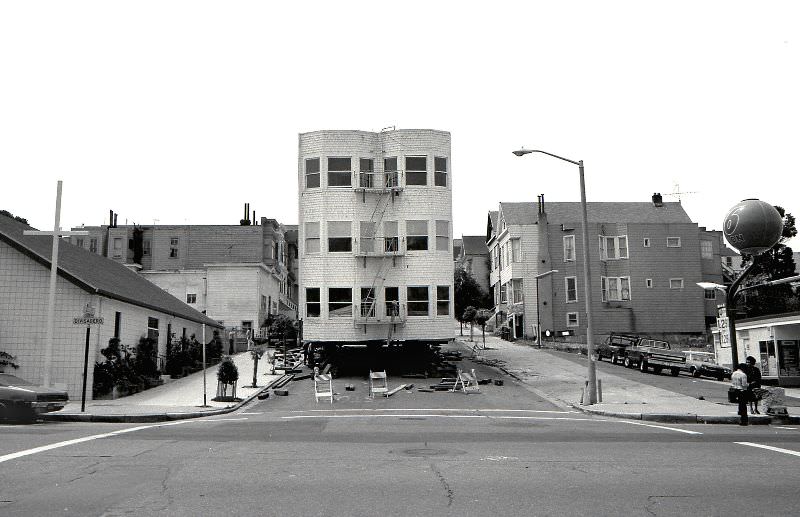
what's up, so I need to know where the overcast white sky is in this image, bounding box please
[1,1,797,251]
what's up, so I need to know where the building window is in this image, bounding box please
[384,221,399,253]
[407,286,429,316]
[599,235,628,260]
[500,283,507,304]
[499,243,506,270]
[705,290,716,300]
[436,220,449,251]
[147,317,159,341]
[669,278,684,289]
[89,238,98,253]
[434,157,447,187]
[360,287,376,317]
[643,238,650,248]
[601,276,631,302]
[328,288,352,317]
[406,220,428,251]
[667,237,682,248]
[327,157,352,187]
[186,293,197,304]
[359,158,374,187]
[169,237,179,258]
[113,237,123,258]
[114,311,122,339]
[563,235,575,262]
[143,240,151,256]
[305,158,320,188]
[360,221,376,254]
[385,287,399,317]
[306,288,320,317]
[567,312,579,327]
[305,222,320,254]
[261,295,267,311]
[436,285,450,316]
[701,240,713,259]
[405,156,427,186]
[75,238,84,248]
[565,276,578,303]
[511,238,521,263]
[384,157,398,187]
[511,279,524,304]
[327,221,352,252]
[725,256,733,267]
[646,278,653,288]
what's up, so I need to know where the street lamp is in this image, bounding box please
[534,270,558,346]
[513,148,598,404]
[699,274,800,367]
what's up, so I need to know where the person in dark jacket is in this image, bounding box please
[745,356,763,415]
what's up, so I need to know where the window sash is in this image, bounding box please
[667,237,681,247]
[385,287,399,316]
[434,157,447,187]
[601,276,631,301]
[360,222,376,253]
[407,286,429,316]
[306,288,320,317]
[436,220,449,251]
[360,287,376,317]
[567,312,579,327]
[305,158,320,188]
[701,240,713,258]
[599,235,629,260]
[511,238,521,262]
[563,235,575,261]
[305,222,320,253]
[565,277,578,302]
[436,285,450,316]
[512,279,524,304]
[406,220,428,251]
[328,288,352,317]
[669,278,684,289]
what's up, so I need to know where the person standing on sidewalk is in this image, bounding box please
[731,363,750,426]
[745,356,763,415]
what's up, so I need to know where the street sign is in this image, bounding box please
[73,317,104,325]
[717,316,730,348]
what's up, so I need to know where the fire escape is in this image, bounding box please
[352,149,406,344]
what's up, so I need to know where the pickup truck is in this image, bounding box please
[596,333,640,365]
[622,338,686,376]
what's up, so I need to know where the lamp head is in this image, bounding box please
[697,282,726,291]
[513,148,533,157]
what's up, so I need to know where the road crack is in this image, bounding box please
[429,463,454,507]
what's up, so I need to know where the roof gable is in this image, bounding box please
[497,201,693,225]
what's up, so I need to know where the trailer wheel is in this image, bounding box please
[611,354,618,365]
[691,368,701,378]
[653,367,663,375]
[623,356,632,368]
[670,368,680,377]
[639,360,649,373]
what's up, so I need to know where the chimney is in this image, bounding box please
[652,193,663,207]
[252,210,256,224]
[109,209,114,228]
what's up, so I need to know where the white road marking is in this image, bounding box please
[773,426,797,430]
[735,442,800,457]
[617,421,703,435]
[0,420,191,464]
[239,412,263,415]
[0,416,250,464]
[291,408,575,414]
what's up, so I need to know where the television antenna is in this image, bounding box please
[663,182,697,202]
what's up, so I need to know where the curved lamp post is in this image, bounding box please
[513,148,598,404]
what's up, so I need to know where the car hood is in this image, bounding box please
[0,385,69,402]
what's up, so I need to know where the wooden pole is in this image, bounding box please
[43,181,63,387]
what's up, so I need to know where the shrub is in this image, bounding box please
[217,357,239,385]
[1,350,19,371]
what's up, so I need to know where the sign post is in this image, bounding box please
[73,304,103,412]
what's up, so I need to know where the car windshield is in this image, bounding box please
[0,373,34,386]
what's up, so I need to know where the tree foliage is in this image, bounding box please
[0,209,29,225]
[738,206,799,318]
[454,266,490,323]
[1,350,19,370]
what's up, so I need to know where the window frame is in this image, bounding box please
[385,286,400,317]
[565,276,578,303]
[646,278,653,289]
[704,289,716,300]
[360,287,376,318]
[701,240,713,259]
[305,157,321,189]
[511,238,521,263]
[599,235,628,260]
[406,220,429,252]
[327,157,352,188]
[169,237,179,259]
[566,312,579,327]
[407,286,429,317]
[327,221,352,253]
[304,222,320,254]
[328,287,352,317]
[643,238,650,248]
[186,293,197,304]
[436,285,450,316]
[667,237,682,248]
[306,287,321,318]
[511,278,524,304]
[669,278,685,289]
[435,220,449,252]
[383,220,399,253]
[563,235,575,262]
[404,156,427,186]
[434,156,447,187]
[601,276,632,302]
[360,221,376,254]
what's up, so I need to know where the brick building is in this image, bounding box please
[487,194,720,344]
[298,129,454,346]
[0,214,220,400]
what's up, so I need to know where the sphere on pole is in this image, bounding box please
[723,199,784,255]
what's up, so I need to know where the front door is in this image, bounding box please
[514,314,524,340]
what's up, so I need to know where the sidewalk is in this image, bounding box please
[44,352,282,423]
[453,329,800,425]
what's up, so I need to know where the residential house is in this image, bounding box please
[0,214,220,400]
[455,235,490,296]
[486,194,718,344]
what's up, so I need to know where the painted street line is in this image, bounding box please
[735,442,800,458]
[0,416,249,464]
[238,412,263,415]
[617,421,703,435]
[772,426,797,430]
[291,408,576,414]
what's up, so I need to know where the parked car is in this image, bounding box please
[682,351,731,381]
[596,333,640,364]
[624,338,686,376]
[0,373,69,422]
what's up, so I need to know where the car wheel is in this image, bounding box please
[691,368,701,378]
[653,367,663,375]
[623,357,632,368]
[639,360,648,373]
[670,368,680,377]
[717,374,725,382]
[611,354,618,365]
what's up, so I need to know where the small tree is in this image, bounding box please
[0,351,19,371]
[216,357,239,398]
[463,306,477,342]
[250,346,265,388]
[475,309,492,349]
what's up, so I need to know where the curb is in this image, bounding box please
[42,375,286,424]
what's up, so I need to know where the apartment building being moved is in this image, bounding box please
[298,129,454,348]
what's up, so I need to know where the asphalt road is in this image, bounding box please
[2,362,800,516]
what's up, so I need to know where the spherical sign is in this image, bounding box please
[723,199,783,255]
